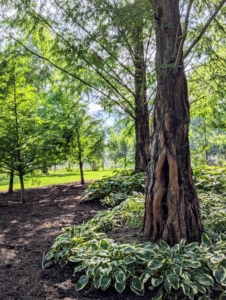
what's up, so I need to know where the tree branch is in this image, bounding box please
[10,36,135,119]
[183,0,226,59]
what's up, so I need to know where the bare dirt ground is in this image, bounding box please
[0,183,155,300]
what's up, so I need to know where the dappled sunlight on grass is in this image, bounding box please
[0,169,113,191]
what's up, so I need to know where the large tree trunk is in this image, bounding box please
[134,26,149,173]
[8,170,14,194]
[143,0,203,245]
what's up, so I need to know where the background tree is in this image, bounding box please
[1,0,156,172]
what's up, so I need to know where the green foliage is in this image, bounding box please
[193,165,226,193]
[81,171,145,204]
[45,229,226,298]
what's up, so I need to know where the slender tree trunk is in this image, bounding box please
[144,0,203,245]
[76,129,85,184]
[18,168,25,203]
[8,170,14,194]
[79,160,85,184]
[134,26,149,173]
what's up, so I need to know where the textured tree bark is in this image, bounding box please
[8,170,14,194]
[134,26,149,173]
[143,0,203,245]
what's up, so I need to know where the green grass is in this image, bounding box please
[0,169,114,191]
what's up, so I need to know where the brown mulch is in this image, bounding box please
[0,183,154,300]
[0,183,222,300]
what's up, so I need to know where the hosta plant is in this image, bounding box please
[81,171,145,203]
[45,232,226,299]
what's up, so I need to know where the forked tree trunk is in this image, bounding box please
[134,26,149,173]
[8,170,14,194]
[144,0,203,245]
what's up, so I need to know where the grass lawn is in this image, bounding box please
[0,169,114,191]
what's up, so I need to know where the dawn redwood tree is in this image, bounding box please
[143,0,225,245]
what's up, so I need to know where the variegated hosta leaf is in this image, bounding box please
[147,259,163,270]
[114,270,126,283]
[213,266,226,283]
[130,277,144,296]
[76,275,89,291]
[166,274,179,289]
[115,281,126,294]
[101,276,111,290]
[195,274,214,285]
[151,276,163,287]
[181,282,190,296]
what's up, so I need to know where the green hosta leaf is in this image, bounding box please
[59,259,67,268]
[213,266,226,283]
[179,239,186,248]
[201,233,212,247]
[184,251,196,257]
[220,233,226,242]
[130,278,144,296]
[147,259,163,270]
[167,274,179,289]
[101,267,112,276]
[151,276,163,287]
[74,264,87,274]
[86,267,95,277]
[195,274,214,285]
[93,276,101,289]
[115,281,126,294]
[114,270,126,283]
[140,271,152,284]
[172,265,182,276]
[159,239,170,250]
[210,255,225,264]
[101,276,111,290]
[122,246,135,253]
[174,255,184,264]
[123,257,136,264]
[190,261,201,268]
[184,242,198,252]
[181,282,190,296]
[164,279,171,292]
[99,239,110,250]
[76,275,89,291]
[68,256,83,263]
[180,272,190,281]
[152,287,163,300]
[188,288,194,300]
[192,282,206,294]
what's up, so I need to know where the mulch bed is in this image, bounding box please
[0,183,221,300]
[0,183,154,300]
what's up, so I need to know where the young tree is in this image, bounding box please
[67,107,105,184]
[143,0,225,245]
[1,0,155,172]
